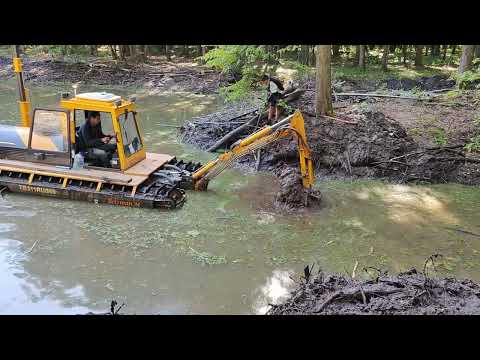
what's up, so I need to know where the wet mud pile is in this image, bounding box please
[181,99,480,189]
[268,268,480,315]
[274,167,322,210]
[0,55,225,95]
[179,101,263,150]
[302,111,480,185]
[325,74,456,93]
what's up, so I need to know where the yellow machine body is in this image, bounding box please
[60,95,146,171]
[192,110,315,190]
[13,54,32,128]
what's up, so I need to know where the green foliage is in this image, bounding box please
[445,89,462,99]
[465,135,480,153]
[280,60,313,80]
[429,128,448,146]
[204,45,275,102]
[188,247,227,266]
[333,63,451,82]
[219,77,253,102]
[454,70,480,90]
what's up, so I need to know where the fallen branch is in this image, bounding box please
[443,227,480,238]
[255,149,262,171]
[320,114,358,125]
[26,240,39,254]
[352,261,359,279]
[207,111,266,152]
[314,288,403,313]
[335,92,423,100]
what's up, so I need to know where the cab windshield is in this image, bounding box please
[118,111,142,157]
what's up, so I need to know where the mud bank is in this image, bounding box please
[334,74,456,93]
[0,55,226,95]
[268,267,480,315]
[181,107,480,187]
[180,74,480,193]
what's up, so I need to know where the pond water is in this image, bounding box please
[0,81,479,314]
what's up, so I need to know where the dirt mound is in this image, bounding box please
[300,75,456,94]
[0,55,224,95]
[179,101,262,150]
[274,167,322,209]
[268,268,480,315]
[385,75,456,91]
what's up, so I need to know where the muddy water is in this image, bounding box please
[0,82,479,314]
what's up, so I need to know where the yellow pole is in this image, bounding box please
[12,46,31,127]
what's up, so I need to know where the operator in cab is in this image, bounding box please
[77,111,116,167]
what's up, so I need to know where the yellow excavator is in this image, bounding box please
[0,46,315,209]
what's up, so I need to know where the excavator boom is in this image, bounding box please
[192,110,315,190]
[12,46,31,127]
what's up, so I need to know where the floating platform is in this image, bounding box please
[0,154,200,209]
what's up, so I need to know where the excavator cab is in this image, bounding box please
[60,92,145,171]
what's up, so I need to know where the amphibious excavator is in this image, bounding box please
[0,47,314,209]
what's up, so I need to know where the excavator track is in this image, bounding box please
[0,157,204,210]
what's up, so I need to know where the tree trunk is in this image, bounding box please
[358,45,366,70]
[332,45,340,60]
[309,46,316,66]
[118,45,128,61]
[15,45,22,56]
[475,45,480,58]
[382,45,389,71]
[109,45,118,60]
[354,45,360,65]
[301,45,309,65]
[415,45,424,68]
[402,45,408,66]
[451,45,457,56]
[315,45,333,117]
[458,45,475,73]
[129,45,136,59]
[89,45,97,56]
[442,45,448,61]
[165,45,171,61]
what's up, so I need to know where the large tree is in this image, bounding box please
[415,45,424,68]
[358,45,366,70]
[382,45,389,71]
[315,45,333,117]
[458,45,475,73]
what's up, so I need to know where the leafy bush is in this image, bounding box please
[204,45,275,101]
[455,70,480,90]
[465,135,480,153]
[429,128,448,146]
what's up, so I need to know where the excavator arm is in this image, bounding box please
[12,45,31,127]
[192,110,315,191]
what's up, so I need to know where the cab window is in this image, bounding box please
[30,109,69,152]
[118,111,142,157]
[75,110,114,137]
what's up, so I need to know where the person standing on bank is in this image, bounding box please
[261,74,284,123]
[78,111,116,167]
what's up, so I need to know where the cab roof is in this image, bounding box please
[76,92,122,102]
[60,92,134,112]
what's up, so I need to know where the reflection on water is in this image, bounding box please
[253,270,295,315]
[0,81,479,314]
[356,185,459,225]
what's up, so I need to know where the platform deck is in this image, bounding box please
[124,152,174,177]
[0,158,147,186]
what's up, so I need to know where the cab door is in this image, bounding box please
[26,108,72,167]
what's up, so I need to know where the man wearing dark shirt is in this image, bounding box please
[78,111,116,167]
